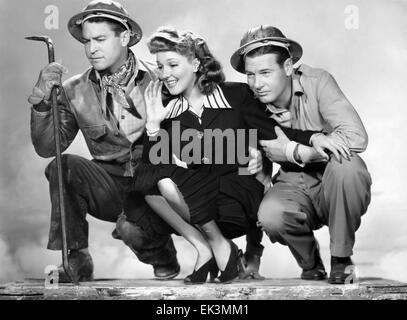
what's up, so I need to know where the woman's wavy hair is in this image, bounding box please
[147,26,225,95]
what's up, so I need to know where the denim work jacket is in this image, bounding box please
[30,58,157,177]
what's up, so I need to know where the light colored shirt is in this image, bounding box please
[96,58,148,143]
[266,64,368,153]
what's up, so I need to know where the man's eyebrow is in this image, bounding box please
[81,35,106,41]
[245,67,272,74]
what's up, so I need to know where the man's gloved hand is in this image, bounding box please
[28,62,68,105]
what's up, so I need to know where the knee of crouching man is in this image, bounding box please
[115,214,147,249]
[327,153,370,182]
[45,154,81,181]
[257,210,285,236]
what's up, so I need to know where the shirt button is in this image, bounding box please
[202,157,210,164]
[197,131,204,139]
[114,132,120,137]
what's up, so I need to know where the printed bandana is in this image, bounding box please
[101,50,136,107]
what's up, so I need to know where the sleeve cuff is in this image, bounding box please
[31,105,52,116]
[145,123,160,137]
[172,154,188,168]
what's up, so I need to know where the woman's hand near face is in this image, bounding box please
[144,80,169,130]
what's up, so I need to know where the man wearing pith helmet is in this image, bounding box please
[28,0,180,282]
[231,25,372,284]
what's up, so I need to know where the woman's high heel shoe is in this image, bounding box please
[209,263,219,283]
[184,257,217,284]
[215,241,239,284]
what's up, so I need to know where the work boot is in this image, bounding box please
[238,250,265,280]
[328,256,355,284]
[301,249,327,281]
[153,261,180,280]
[58,250,94,283]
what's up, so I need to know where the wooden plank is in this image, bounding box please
[1,278,406,300]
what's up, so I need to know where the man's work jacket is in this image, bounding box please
[30,58,157,177]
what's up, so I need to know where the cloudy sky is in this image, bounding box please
[0,0,406,283]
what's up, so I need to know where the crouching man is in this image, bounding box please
[28,0,180,281]
[231,25,372,284]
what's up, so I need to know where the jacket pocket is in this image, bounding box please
[83,124,107,140]
[82,125,121,156]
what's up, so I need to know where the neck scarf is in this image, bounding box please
[101,50,136,106]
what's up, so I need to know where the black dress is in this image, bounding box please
[134,82,316,231]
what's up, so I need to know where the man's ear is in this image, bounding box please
[192,58,200,72]
[120,30,130,47]
[283,57,293,76]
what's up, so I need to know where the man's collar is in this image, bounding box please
[265,68,304,113]
[292,70,304,96]
[135,55,148,73]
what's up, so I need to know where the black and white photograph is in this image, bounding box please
[0,0,406,303]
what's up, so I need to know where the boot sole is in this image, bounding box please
[328,276,350,285]
[301,273,327,281]
[155,267,181,280]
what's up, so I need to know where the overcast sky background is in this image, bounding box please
[1,0,406,283]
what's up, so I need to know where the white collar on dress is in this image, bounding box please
[165,85,232,119]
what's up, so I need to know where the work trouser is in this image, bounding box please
[45,154,177,268]
[257,154,372,270]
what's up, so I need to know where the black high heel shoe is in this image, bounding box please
[215,241,239,284]
[184,257,217,284]
[209,263,219,283]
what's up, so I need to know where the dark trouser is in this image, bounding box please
[45,154,177,267]
[216,193,264,257]
[257,154,372,270]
